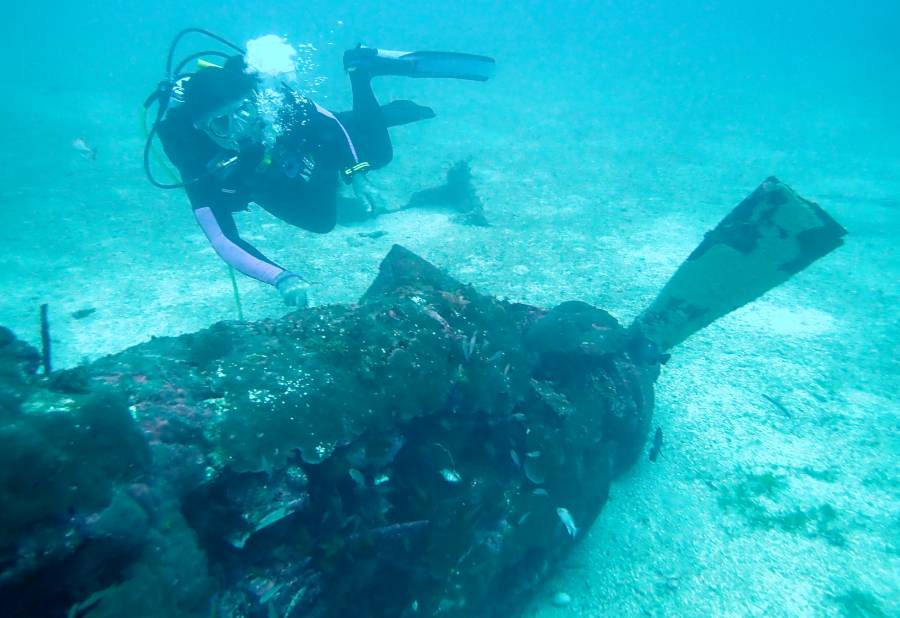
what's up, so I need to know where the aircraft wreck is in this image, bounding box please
[0,178,845,617]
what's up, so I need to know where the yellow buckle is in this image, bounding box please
[343,161,371,178]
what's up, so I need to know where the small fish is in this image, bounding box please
[259,454,274,479]
[69,592,105,618]
[466,331,477,360]
[348,468,366,487]
[368,520,429,540]
[259,582,283,604]
[551,592,572,607]
[71,308,96,320]
[72,137,96,161]
[439,468,461,483]
[510,450,521,467]
[762,394,792,418]
[649,427,663,462]
[556,507,578,538]
[358,230,387,239]
[523,460,546,485]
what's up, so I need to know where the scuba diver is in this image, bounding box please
[144,29,494,307]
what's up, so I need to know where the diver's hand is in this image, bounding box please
[352,174,388,216]
[298,156,315,182]
[275,273,310,308]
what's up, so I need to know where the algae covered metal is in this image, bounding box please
[0,178,844,617]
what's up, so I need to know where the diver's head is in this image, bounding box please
[183,55,262,150]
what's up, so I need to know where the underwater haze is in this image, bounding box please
[1,1,898,617]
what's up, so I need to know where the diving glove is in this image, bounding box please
[275,273,309,307]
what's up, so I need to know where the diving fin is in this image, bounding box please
[345,45,495,81]
[380,100,436,127]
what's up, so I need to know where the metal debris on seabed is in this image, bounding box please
[39,303,52,375]
[556,507,578,538]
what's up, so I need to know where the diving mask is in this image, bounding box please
[198,97,261,150]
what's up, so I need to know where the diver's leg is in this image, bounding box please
[257,189,337,235]
[344,69,393,169]
[349,67,382,119]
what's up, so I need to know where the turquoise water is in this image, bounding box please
[1,1,898,616]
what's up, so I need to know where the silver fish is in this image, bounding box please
[72,137,96,161]
[348,468,366,486]
[556,507,578,538]
[439,468,461,483]
[466,331,477,360]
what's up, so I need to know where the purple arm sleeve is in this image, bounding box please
[194,207,285,286]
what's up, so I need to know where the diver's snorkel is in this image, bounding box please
[143,28,246,189]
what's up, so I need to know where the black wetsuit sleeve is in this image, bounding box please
[334,70,393,170]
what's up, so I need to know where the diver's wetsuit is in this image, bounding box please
[157,71,393,285]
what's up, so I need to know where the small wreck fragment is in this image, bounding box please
[0,178,844,617]
[405,160,489,226]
